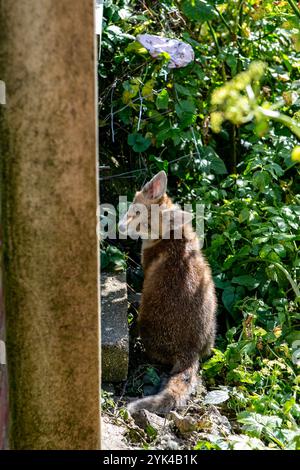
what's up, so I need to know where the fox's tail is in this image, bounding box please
[127,359,199,415]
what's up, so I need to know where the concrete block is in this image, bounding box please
[101,416,128,450]
[101,272,129,382]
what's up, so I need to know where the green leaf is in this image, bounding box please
[203,389,230,405]
[195,147,228,175]
[259,244,272,259]
[149,155,168,172]
[273,244,286,258]
[175,99,196,115]
[156,89,169,110]
[142,79,155,101]
[239,208,249,223]
[205,147,228,175]
[175,99,197,128]
[182,0,217,22]
[145,424,158,439]
[128,133,151,152]
[232,275,260,289]
[225,54,238,75]
[143,367,160,387]
[174,83,192,96]
[237,412,282,439]
[253,171,271,192]
[125,40,148,55]
[101,250,109,269]
[222,286,236,313]
[202,349,225,376]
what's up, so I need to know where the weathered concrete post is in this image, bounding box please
[0,1,100,449]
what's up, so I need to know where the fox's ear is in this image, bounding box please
[142,171,167,200]
[162,208,194,230]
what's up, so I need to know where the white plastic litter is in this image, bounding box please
[136,34,194,69]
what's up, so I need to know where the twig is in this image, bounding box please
[287,0,300,19]
[137,91,144,132]
[207,22,227,82]
[100,152,199,181]
[103,89,163,123]
[213,4,233,36]
[190,126,202,160]
[110,84,116,143]
[232,125,237,174]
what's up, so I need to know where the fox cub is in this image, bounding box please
[118,171,217,414]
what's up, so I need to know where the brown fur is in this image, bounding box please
[121,173,217,415]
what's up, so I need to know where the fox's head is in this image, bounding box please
[118,171,193,239]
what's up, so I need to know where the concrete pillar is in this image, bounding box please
[0,1,100,449]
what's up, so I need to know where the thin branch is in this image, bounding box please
[110,86,115,143]
[207,21,227,82]
[213,4,233,36]
[287,0,300,19]
[103,89,163,123]
[260,107,300,140]
[99,152,199,181]
[137,91,143,132]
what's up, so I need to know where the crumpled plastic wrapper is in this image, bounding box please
[136,34,194,69]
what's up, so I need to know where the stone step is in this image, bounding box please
[101,272,129,382]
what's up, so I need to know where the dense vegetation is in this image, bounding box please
[99,0,300,449]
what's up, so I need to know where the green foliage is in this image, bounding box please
[101,244,126,272]
[99,0,300,450]
[202,300,300,448]
[211,61,300,139]
[182,0,217,23]
[101,390,116,411]
[125,364,161,401]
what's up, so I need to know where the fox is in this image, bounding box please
[118,170,217,415]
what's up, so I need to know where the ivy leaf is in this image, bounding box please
[156,89,169,109]
[182,0,217,22]
[122,79,139,103]
[128,133,151,152]
[142,79,155,101]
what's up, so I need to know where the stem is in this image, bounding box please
[236,0,245,73]
[243,257,300,300]
[232,125,237,173]
[207,21,227,82]
[207,21,220,54]
[259,107,300,140]
[272,261,300,299]
[287,0,300,19]
[238,0,245,29]
[213,5,233,36]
